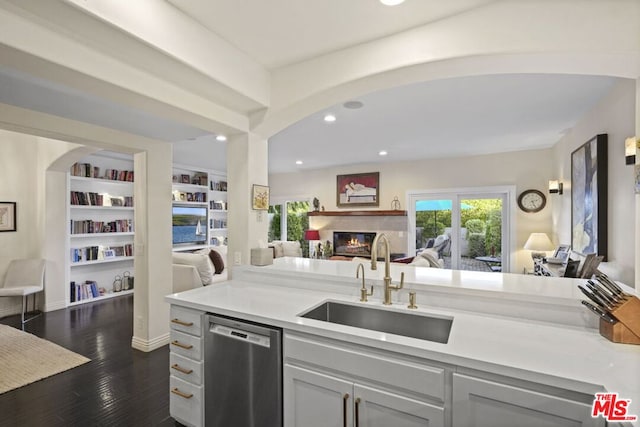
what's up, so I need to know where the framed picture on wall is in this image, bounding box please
[252,184,269,210]
[0,201,16,232]
[571,134,607,260]
[336,172,380,207]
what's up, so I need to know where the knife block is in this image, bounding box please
[599,295,640,345]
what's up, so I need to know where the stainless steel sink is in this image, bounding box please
[300,301,453,344]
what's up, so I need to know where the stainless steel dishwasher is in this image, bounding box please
[204,314,282,427]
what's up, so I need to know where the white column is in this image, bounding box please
[226,133,269,273]
[132,145,173,351]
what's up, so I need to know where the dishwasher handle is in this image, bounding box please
[209,323,272,348]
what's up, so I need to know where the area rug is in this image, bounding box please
[0,325,90,394]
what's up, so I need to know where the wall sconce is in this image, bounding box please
[548,180,563,195]
[625,136,637,165]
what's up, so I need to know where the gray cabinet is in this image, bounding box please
[169,305,204,427]
[452,373,603,427]
[285,364,444,427]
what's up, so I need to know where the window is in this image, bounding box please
[408,186,515,272]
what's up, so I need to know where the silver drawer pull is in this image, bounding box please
[171,387,193,399]
[171,318,194,327]
[171,340,193,350]
[171,363,193,375]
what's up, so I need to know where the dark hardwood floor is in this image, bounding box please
[0,295,180,427]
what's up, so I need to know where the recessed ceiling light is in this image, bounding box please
[296,160,303,165]
[323,114,337,123]
[343,101,364,109]
[379,150,388,156]
[216,135,227,142]
[380,0,405,5]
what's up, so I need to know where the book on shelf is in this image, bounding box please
[172,191,207,202]
[70,192,133,207]
[209,218,227,229]
[70,280,100,302]
[210,180,228,191]
[70,244,133,263]
[71,163,134,182]
[210,200,227,210]
[70,219,134,234]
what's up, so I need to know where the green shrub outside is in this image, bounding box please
[468,232,486,258]
[485,209,502,256]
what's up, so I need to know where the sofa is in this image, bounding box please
[269,240,303,258]
[408,248,445,268]
[172,246,227,293]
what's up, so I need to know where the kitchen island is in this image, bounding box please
[166,257,640,427]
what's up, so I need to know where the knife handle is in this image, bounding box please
[586,281,615,306]
[597,274,624,295]
[581,300,617,324]
[578,285,609,311]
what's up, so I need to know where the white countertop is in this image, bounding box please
[166,258,640,424]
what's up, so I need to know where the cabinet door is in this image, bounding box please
[354,384,444,427]
[284,364,353,427]
[453,373,603,427]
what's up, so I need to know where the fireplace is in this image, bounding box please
[333,231,377,258]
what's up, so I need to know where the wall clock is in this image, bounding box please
[517,189,546,213]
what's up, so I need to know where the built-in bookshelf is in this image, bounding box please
[68,151,135,305]
[172,164,228,251]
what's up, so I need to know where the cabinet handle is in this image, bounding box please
[355,397,361,427]
[171,340,193,350]
[171,387,193,399]
[171,318,194,327]
[171,363,193,375]
[343,393,349,427]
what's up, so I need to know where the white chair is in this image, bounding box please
[0,259,45,324]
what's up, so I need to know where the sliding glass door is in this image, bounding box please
[408,187,513,272]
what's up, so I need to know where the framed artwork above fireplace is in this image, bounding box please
[336,172,379,207]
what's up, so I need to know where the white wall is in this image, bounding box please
[0,130,81,317]
[270,148,553,274]
[552,79,637,286]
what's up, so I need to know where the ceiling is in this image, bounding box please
[268,74,618,173]
[0,0,624,175]
[166,0,496,68]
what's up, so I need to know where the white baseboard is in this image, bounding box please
[44,300,67,312]
[131,332,169,352]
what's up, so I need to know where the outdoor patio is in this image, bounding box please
[442,255,499,272]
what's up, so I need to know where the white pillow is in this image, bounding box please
[415,249,443,268]
[172,252,213,285]
[282,241,302,257]
[272,242,284,258]
[409,257,432,267]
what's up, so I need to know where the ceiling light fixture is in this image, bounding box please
[296,160,303,165]
[343,101,364,109]
[380,0,405,6]
[378,150,388,156]
[323,114,336,123]
[216,135,227,142]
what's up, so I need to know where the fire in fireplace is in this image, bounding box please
[333,231,377,258]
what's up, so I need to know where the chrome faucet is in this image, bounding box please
[370,233,404,305]
[356,263,373,302]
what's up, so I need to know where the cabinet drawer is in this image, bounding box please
[170,330,202,361]
[170,352,203,386]
[452,373,602,427]
[170,376,203,427]
[285,332,445,401]
[170,306,203,337]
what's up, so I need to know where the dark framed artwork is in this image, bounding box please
[571,134,607,260]
[0,201,16,232]
[252,184,269,210]
[336,172,380,207]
